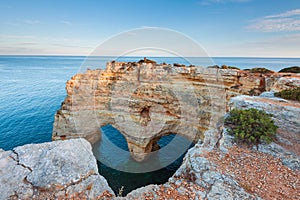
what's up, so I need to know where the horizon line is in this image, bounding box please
[1,55,300,59]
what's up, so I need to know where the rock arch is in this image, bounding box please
[53,61,237,162]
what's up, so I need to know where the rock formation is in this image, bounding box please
[118,92,300,199]
[1,91,299,199]
[119,126,299,199]
[52,61,300,162]
[0,139,114,199]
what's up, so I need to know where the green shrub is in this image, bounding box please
[228,66,240,70]
[221,65,240,70]
[249,67,273,74]
[278,66,300,73]
[207,65,220,69]
[274,87,300,102]
[225,108,277,146]
[248,88,261,96]
[138,58,156,64]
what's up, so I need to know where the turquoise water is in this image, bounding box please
[93,125,193,195]
[0,55,299,194]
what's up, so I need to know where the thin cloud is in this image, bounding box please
[206,32,300,57]
[3,19,41,26]
[265,9,300,18]
[24,19,40,25]
[4,22,19,26]
[223,34,300,57]
[140,26,160,29]
[200,0,251,5]
[60,20,72,26]
[17,42,38,46]
[51,43,91,49]
[246,9,300,32]
[0,34,36,39]
[243,34,300,47]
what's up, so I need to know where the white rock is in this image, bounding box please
[0,139,114,199]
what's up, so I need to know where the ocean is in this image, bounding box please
[0,55,299,195]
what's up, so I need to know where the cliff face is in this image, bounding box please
[52,61,300,162]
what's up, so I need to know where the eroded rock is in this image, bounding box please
[271,77,300,92]
[53,61,300,162]
[53,62,231,161]
[0,139,114,200]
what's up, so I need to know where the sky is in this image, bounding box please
[0,0,300,57]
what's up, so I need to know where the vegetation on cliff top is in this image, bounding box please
[249,67,274,74]
[278,66,300,73]
[138,58,157,64]
[221,65,240,70]
[225,108,277,146]
[275,87,300,102]
[207,65,240,70]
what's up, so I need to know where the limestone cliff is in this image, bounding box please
[52,60,300,161]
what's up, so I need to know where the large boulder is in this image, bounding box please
[0,139,114,199]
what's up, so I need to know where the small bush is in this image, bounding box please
[207,65,220,69]
[228,66,240,70]
[274,87,300,102]
[138,58,156,64]
[249,67,273,74]
[174,63,185,67]
[225,108,277,146]
[221,65,240,70]
[278,66,300,73]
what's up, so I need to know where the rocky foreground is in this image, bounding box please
[121,93,300,200]
[1,92,299,199]
[0,139,114,199]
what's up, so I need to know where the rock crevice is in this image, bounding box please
[0,139,115,200]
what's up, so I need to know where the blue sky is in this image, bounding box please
[0,0,299,57]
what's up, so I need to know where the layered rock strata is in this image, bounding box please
[52,61,300,161]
